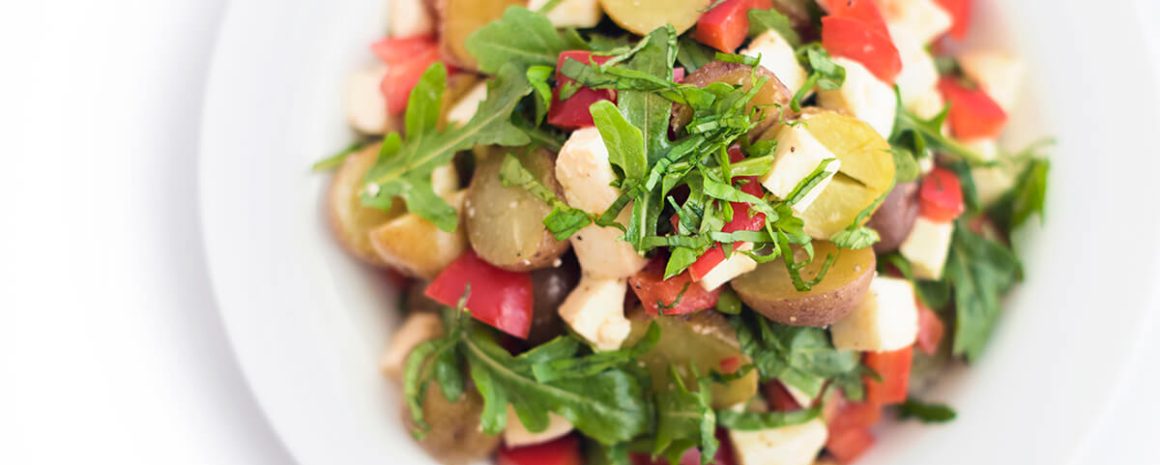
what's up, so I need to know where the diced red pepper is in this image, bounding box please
[916,302,946,355]
[548,51,616,129]
[765,381,804,412]
[821,16,902,83]
[371,35,438,66]
[687,175,767,282]
[629,259,722,316]
[938,77,1008,139]
[863,347,913,406]
[936,0,972,39]
[918,166,964,222]
[498,435,582,465]
[380,46,442,115]
[425,251,534,339]
[823,0,890,37]
[823,389,881,464]
[826,427,876,464]
[694,0,757,53]
[719,355,743,375]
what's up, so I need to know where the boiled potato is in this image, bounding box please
[799,176,881,239]
[402,385,500,465]
[867,181,919,253]
[465,149,570,271]
[673,61,794,139]
[625,310,759,409]
[799,111,895,193]
[328,143,404,267]
[730,241,875,327]
[528,255,581,345]
[437,0,525,70]
[600,0,711,36]
[369,191,468,279]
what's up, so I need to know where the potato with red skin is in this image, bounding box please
[730,241,875,327]
[671,61,795,139]
[327,143,404,267]
[867,182,920,253]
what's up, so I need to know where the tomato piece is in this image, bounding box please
[826,427,875,464]
[936,0,972,39]
[425,251,534,339]
[863,347,913,406]
[765,381,804,412]
[916,302,946,355]
[630,259,722,316]
[938,77,1008,139]
[693,0,756,53]
[380,46,442,115]
[548,51,616,129]
[498,435,582,465]
[371,34,437,66]
[918,166,964,222]
[821,16,902,83]
[823,0,890,36]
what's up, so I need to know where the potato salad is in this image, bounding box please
[318,0,1050,464]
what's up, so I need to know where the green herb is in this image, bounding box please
[466,6,580,74]
[748,8,802,48]
[676,37,717,73]
[890,87,989,166]
[715,287,743,315]
[526,65,555,124]
[897,398,957,423]
[830,187,890,250]
[530,323,661,382]
[535,0,565,15]
[652,368,718,465]
[990,154,1051,232]
[792,44,845,111]
[499,153,594,239]
[591,100,648,181]
[716,406,821,431]
[890,146,922,183]
[944,221,1022,360]
[731,311,862,400]
[311,140,365,172]
[715,51,760,67]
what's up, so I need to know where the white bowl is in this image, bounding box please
[199,1,1160,464]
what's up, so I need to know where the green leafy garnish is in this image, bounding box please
[716,406,821,431]
[652,368,718,465]
[897,398,957,423]
[676,37,717,73]
[748,8,802,48]
[466,6,581,74]
[944,221,1022,360]
[989,146,1051,231]
[730,310,863,400]
[890,87,988,166]
[311,140,366,172]
[791,44,846,111]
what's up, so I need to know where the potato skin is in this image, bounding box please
[731,242,876,327]
[402,386,500,465]
[327,143,403,267]
[867,182,920,254]
[672,61,794,139]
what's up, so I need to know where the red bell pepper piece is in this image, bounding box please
[371,35,438,66]
[379,46,442,115]
[826,427,875,464]
[425,251,534,339]
[918,166,965,222]
[694,0,757,53]
[823,390,881,464]
[629,259,722,316]
[687,176,767,281]
[916,302,946,355]
[938,77,1008,139]
[498,435,582,465]
[821,15,902,83]
[765,381,804,412]
[863,347,913,406]
[823,0,890,36]
[936,0,972,39]
[548,51,616,129]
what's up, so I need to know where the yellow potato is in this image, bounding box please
[801,111,895,192]
[327,143,404,267]
[600,0,711,36]
[369,191,468,279]
[402,386,500,465]
[437,0,526,70]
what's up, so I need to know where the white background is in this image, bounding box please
[0,1,1156,464]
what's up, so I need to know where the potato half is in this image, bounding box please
[327,143,404,267]
[731,241,875,327]
[600,0,711,36]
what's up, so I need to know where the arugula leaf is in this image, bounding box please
[466,6,578,74]
[591,100,648,181]
[890,87,988,166]
[791,44,845,111]
[944,221,1022,360]
[619,27,678,164]
[526,65,554,124]
[499,153,593,239]
[990,156,1051,232]
[311,140,366,172]
[531,323,661,382]
[731,311,861,400]
[748,8,802,48]
[652,369,718,465]
[677,37,717,73]
[716,406,821,431]
[897,398,957,423]
[404,62,445,139]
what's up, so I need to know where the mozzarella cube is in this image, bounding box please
[819,58,897,139]
[832,276,920,352]
[556,127,620,215]
[729,419,829,465]
[907,87,946,121]
[891,27,940,111]
[877,0,953,45]
[388,0,434,37]
[760,124,842,213]
[899,217,954,280]
[571,208,649,279]
[699,243,758,291]
[430,162,460,197]
[743,30,808,94]
[380,312,443,379]
[528,0,603,28]
[783,383,815,408]
[445,81,488,127]
[958,51,1025,112]
[559,276,632,351]
[504,407,574,447]
[346,65,390,135]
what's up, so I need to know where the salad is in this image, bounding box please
[319,0,1050,464]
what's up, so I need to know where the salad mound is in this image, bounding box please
[319,0,1050,464]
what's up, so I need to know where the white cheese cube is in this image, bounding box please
[958,51,1025,112]
[571,208,649,279]
[430,163,460,197]
[819,58,897,139]
[556,127,621,215]
[445,81,488,127]
[783,383,815,408]
[388,0,435,37]
[558,276,632,351]
[742,30,808,94]
[906,87,945,121]
[760,123,842,213]
[380,312,443,379]
[729,418,829,465]
[528,0,603,28]
[346,65,390,135]
[963,137,999,162]
[899,217,954,280]
[699,243,758,291]
[877,0,953,45]
[831,276,920,352]
[891,27,940,111]
[504,406,574,447]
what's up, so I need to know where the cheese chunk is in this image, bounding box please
[380,312,443,379]
[819,58,897,139]
[528,0,603,28]
[559,276,632,351]
[699,243,758,291]
[760,124,842,213]
[389,0,435,37]
[899,217,954,280]
[742,30,808,94]
[907,88,945,121]
[346,65,389,135]
[891,27,940,111]
[556,127,620,215]
[445,81,488,127]
[876,0,953,45]
[958,50,1025,112]
[571,208,649,279]
[832,276,920,352]
[504,407,574,447]
[730,419,829,465]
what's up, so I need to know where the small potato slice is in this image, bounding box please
[369,191,468,279]
[625,310,758,409]
[437,0,526,70]
[402,386,501,465]
[673,61,794,139]
[800,111,895,193]
[800,175,882,239]
[465,149,570,271]
[328,143,404,267]
[600,0,711,36]
[731,241,875,327]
